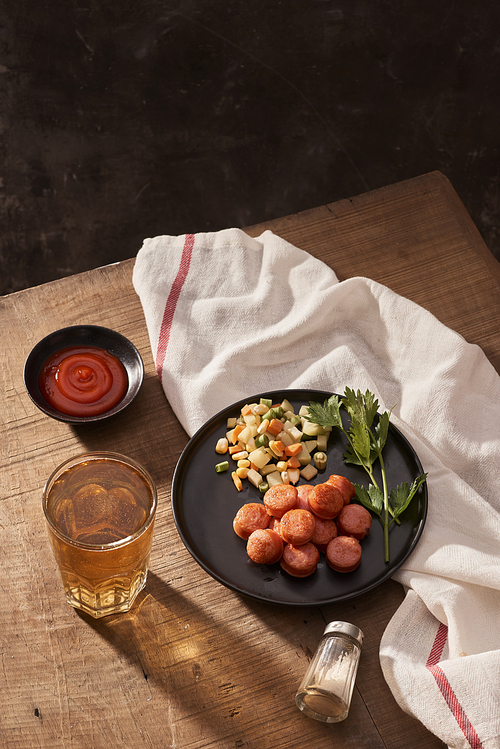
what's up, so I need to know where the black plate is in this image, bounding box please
[23,325,144,424]
[172,389,428,606]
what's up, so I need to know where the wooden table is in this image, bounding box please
[2,171,498,748]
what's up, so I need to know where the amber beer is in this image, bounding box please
[43,452,157,618]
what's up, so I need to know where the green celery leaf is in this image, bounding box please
[354,483,383,517]
[306,395,343,429]
[342,387,379,430]
[361,390,379,429]
[341,387,364,423]
[390,473,428,518]
[348,420,372,462]
[373,411,390,453]
[343,444,364,467]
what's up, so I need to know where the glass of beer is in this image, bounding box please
[43,452,157,618]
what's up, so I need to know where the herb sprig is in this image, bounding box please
[306,387,427,563]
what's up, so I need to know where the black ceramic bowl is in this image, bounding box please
[24,325,144,424]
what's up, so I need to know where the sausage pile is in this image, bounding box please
[232,475,373,577]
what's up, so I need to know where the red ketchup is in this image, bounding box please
[39,346,128,417]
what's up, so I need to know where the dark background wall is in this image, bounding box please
[2,0,500,296]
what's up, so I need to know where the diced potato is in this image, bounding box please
[301,420,326,437]
[266,471,283,487]
[300,464,318,480]
[247,468,263,488]
[296,444,312,466]
[316,434,329,452]
[276,430,293,446]
[304,440,317,454]
[248,448,272,470]
[299,405,310,417]
[246,436,256,452]
[261,463,278,476]
[283,410,295,420]
[238,425,256,445]
[281,398,294,413]
[227,417,237,429]
[243,414,258,427]
[285,424,303,443]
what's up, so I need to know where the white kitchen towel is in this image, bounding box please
[133,228,500,749]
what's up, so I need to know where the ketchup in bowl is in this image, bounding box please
[39,345,128,417]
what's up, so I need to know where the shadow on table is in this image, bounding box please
[77,570,362,744]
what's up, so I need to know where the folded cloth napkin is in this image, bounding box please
[133,228,500,749]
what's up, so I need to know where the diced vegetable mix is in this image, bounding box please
[215,397,331,491]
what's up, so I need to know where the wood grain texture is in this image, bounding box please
[4,170,496,748]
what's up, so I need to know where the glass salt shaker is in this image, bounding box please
[295,621,364,723]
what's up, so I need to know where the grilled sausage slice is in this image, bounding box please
[326,475,356,505]
[279,509,316,546]
[326,535,362,572]
[337,504,372,539]
[310,516,338,552]
[280,542,320,578]
[246,529,284,564]
[263,483,298,518]
[233,503,270,540]
[308,482,344,519]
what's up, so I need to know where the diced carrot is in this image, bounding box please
[241,404,252,416]
[231,472,243,491]
[229,443,245,455]
[284,443,303,457]
[269,441,285,458]
[287,456,301,469]
[232,424,245,443]
[267,419,283,436]
[273,440,286,453]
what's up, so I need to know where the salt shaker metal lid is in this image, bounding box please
[324,621,364,645]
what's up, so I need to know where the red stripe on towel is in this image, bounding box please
[426,623,484,749]
[426,622,448,667]
[155,233,195,383]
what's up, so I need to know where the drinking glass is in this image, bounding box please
[43,452,157,618]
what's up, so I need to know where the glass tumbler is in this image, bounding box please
[43,452,157,618]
